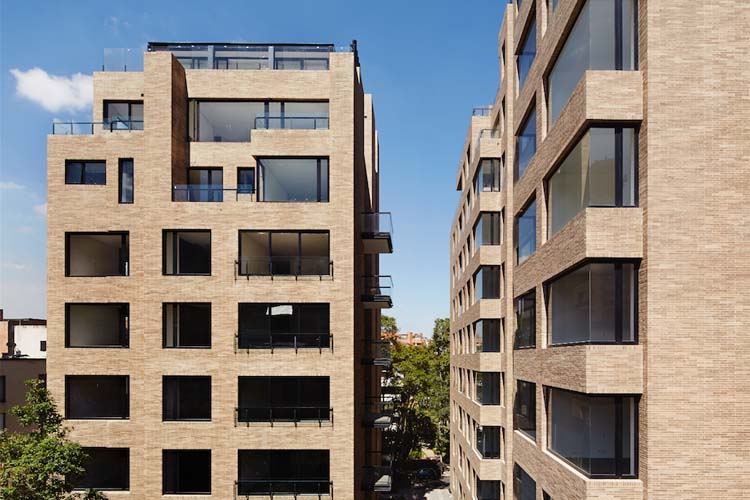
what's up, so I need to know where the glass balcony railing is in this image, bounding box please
[363,339,392,366]
[363,397,397,429]
[235,480,332,497]
[235,406,333,425]
[172,184,256,202]
[253,116,329,130]
[472,106,492,117]
[362,212,393,254]
[52,120,144,135]
[362,275,393,309]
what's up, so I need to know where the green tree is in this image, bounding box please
[0,379,107,500]
[381,315,398,337]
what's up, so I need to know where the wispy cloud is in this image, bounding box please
[1,262,30,271]
[10,68,93,113]
[33,203,47,216]
[106,16,131,35]
[0,181,24,190]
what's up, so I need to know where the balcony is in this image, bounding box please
[362,275,393,309]
[361,212,393,254]
[472,106,492,117]
[235,406,333,427]
[237,450,330,498]
[362,451,393,492]
[363,397,397,429]
[51,120,144,135]
[236,376,331,427]
[254,115,329,130]
[473,128,502,161]
[235,480,332,498]
[149,42,354,71]
[362,339,391,367]
[238,231,331,279]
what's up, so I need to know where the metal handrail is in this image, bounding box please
[362,275,394,294]
[172,185,256,202]
[234,332,333,353]
[52,119,144,135]
[235,479,332,498]
[235,406,333,427]
[472,106,492,116]
[236,257,332,279]
[361,212,393,235]
[254,116,330,129]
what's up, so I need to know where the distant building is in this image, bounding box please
[0,310,47,433]
[397,331,427,346]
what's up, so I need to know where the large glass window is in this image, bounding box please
[238,231,330,276]
[548,263,637,345]
[163,376,211,421]
[104,101,144,130]
[476,372,501,405]
[237,376,330,423]
[238,303,330,349]
[237,450,330,496]
[547,388,638,477]
[118,159,134,203]
[514,380,536,439]
[65,161,106,185]
[515,200,536,264]
[474,158,502,193]
[515,292,536,349]
[65,232,129,277]
[476,425,502,458]
[513,464,536,500]
[548,0,637,127]
[163,450,211,494]
[174,168,223,202]
[65,376,129,419]
[163,230,211,275]
[66,303,129,348]
[516,18,537,91]
[163,303,211,348]
[515,108,536,181]
[548,127,638,236]
[474,266,502,300]
[474,319,501,353]
[257,158,329,202]
[72,448,129,491]
[474,212,502,252]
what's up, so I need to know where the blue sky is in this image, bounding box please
[0,0,505,335]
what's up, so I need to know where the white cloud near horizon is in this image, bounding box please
[33,203,47,216]
[1,261,30,272]
[0,181,25,190]
[10,68,93,113]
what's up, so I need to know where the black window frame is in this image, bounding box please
[257,157,330,203]
[473,212,503,251]
[514,103,537,183]
[162,449,212,495]
[473,265,502,300]
[162,302,212,349]
[104,100,144,126]
[237,302,331,349]
[237,167,256,194]
[513,464,536,500]
[65,303,130,348]
[515,14,537,92]
[64,231,129,277]
[475,425,502,459]
[72,447,130,491]
[545,386,640,479]
[514,197,537,265]
[65,375,130,420]
[162,229,212,276]
[162,375,212,422]
[237,230,331,277]
[65,160,106,185]
[118,158,134,204]
[0,376,5,402]
[514,290,536,350]
[514,379,536,440]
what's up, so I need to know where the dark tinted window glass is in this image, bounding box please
[66,303,129,347]
[65,161,106,185]
[513,464,536,500]
[118,159,134,203]
[514,380,536,439]
[163,231,211,275]
[163,303,211,348]
[163,450,211,494]
[72,448,129,490]
[238,167,255,194]
[517,18,537,90]
[515,292,536,349]
[66,376,129,419]
[163,376,211,420]
[516,200,536,263]
[476,425,502,458]
[515,109,536,181]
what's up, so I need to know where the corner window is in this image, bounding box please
[65,161,106,185]
[474,319,502,353]
[257,158,329,202]
[163,450,211,494]
[515,291,536,349]
[547,0,638,127]
[475,372,501,405]
[65,303,129,347]
[547,388,638,477]
[548,262,637,345]
[65,375,129,419]
[515,107,536,181]
[514,380,536,440]
[65,232,129,277]
[548,127,638,236]
[474,158,502,193]
[513,464,536,500]
[118,159,134,203]
[476,425,502,458]
[515,200,536,264]
[474,266,502,300]
[71,448,130,491]
[163,376,211,421]
[473,212,502,252]
[163,230,211,275]
[516,17,537,91]
[163,303,211,348]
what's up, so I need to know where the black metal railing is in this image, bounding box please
[472,106,492,116]
[364,339,391,365]
[172,185,256,202]
[52,120,144,135]
[235,332,332,353]
[362,275,393,296]
[235,480,332,497]
[235,406,333,426]
[236,257,332,278]
[363,397,397,428]
[254,116,329,130]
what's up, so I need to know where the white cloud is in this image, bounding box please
[33,203,47,216]
[0,181,24,190]
[10,68,93,113]
[1,262,30,271]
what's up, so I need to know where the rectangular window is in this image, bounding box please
[515,291,536,349]
[474,266,502,300]
[163,303,211,348]
[515,200,536,264]
[257,158,329,202]
[516,17,537,91]
[174,168,223,202]
[104,101,144,130]
[238,303,330,349]
[473,212,502,253]
[474,319,502,353]
[476,372,501,405]
[0,376,5,402]
[515,107,536,181]
[65,232,129,277]
[513,464,536,500]
[40,340,47,352]
[237,167,256,194]
[548,262,637,345]
[66,303,129,348]
[163,230,211,275]
[0,413,5,431]
[163,376,211,421]
[547,388,638,477]
[474,158,502,193]
[163,450,211,494]
[118,159,134,203]
[237,450,330,496]
[237,376,330,423]
[65,376,129,419]
[72,448,130,491]
[548,127,638,236]
[477,481,502,500]
[65,161,106,185]
[547,0,637,127]
[476,425,502,458]
[514,380,536,439]
[238,231,330,276]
